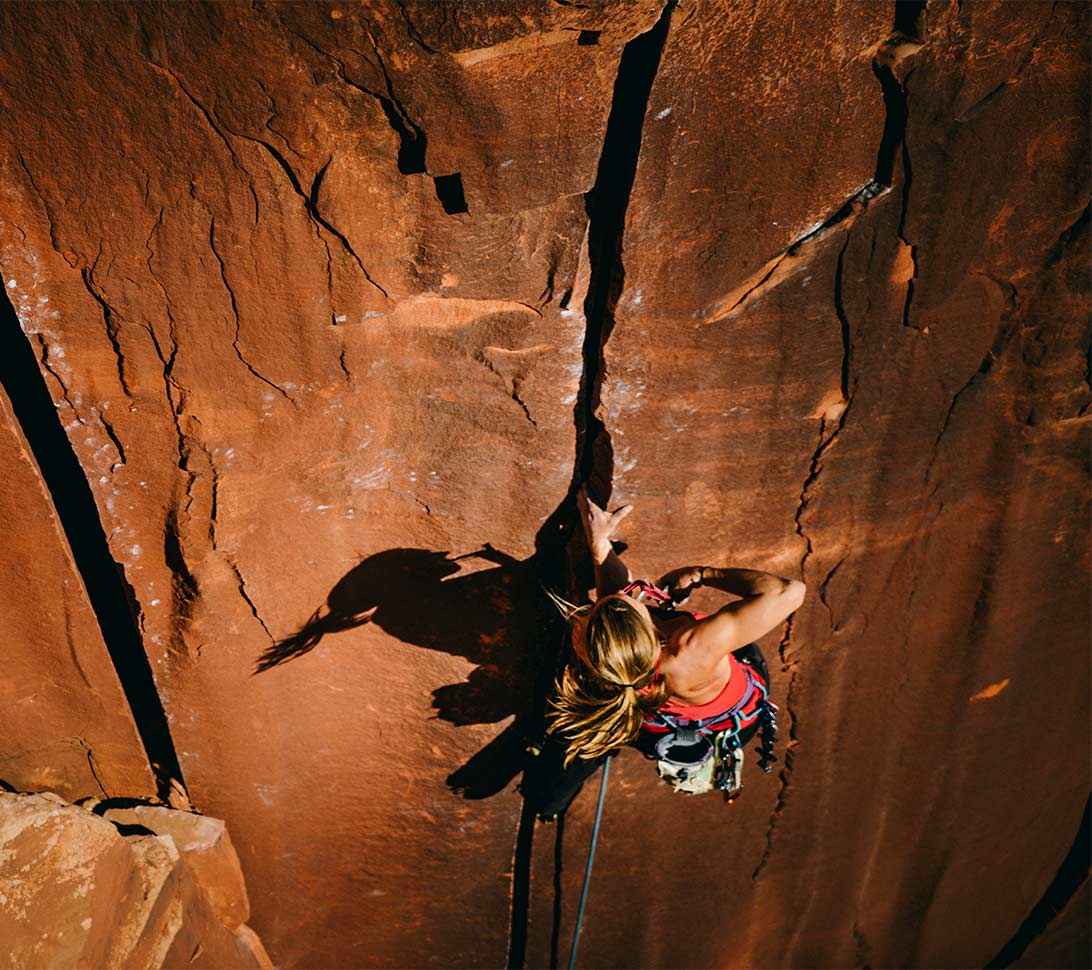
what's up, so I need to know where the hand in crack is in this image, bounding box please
[576,486,632,564]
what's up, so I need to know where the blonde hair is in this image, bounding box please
[545,590,671,766]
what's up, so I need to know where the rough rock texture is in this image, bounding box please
[0,1,1087,968]
[525,3,1092,969]
[103,805,252,929]
[0,385,153,801]
[0,790,270,969]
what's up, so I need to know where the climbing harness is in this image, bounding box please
[642,664,779,796]
[624,577,781,797]
[520,579,782,964]
[568,754,610,970]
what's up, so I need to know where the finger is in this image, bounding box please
[673,571,698,591]
[610,504,633,523]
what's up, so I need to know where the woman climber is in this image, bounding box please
[524,488,806,818]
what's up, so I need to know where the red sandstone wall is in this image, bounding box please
[0,2,1087,968]
[0,385,153,800]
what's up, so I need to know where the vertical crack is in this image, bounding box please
[98,412,126,471]
[818,554,848,632]
[506,800,537,970]
[395,0,436,55]
[548,815,567,970]
[528,0,675,583]
[62,599,92,690]
[757,16,926,865]
[141,320,188,469]
[0,274,185,803]
[922,273,1018,497]
[513,9,675,966]
[194,440,221,550]
[574,0,674,500]
[33,332,82,419]
[755,225,858,881]
[754,14,924,803]
[363,27,429,175]
[71,738,109,799]
[873,3,924,330]
[852,920,873,970]
[163,504,198,641]
[14,152,76,268]
[752,639,799,882]
[835,234,855,420]
[80,256,134,398]
[228,558,274,643]
[207,217,295,404]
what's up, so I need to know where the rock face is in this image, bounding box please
[0,385,153,802]
[0,791,270,969]
[1014,876,1091,970]
[0,1,1087,968]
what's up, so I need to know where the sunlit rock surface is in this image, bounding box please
[0,387,153,801]
[0,1,1087,967]
[0,791,270,969]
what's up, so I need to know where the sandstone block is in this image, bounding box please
[104,805,249,928]
[0,791,269,969]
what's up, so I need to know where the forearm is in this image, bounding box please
[699,566,799,598]
[592,541,632,597]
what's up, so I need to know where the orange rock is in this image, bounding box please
[0,791,270,968]
[103,805,249,928]
[0,1,1086,967]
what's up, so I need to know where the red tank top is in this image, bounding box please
[655,651,750,719]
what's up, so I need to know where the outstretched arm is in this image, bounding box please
[577,488,633,597]
[664,564,806,660]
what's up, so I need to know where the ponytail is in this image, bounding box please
[545,592,670,766]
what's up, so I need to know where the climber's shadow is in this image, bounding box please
[254,545,561,800]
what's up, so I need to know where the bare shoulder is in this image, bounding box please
[675,581,806,662]
[658,621,740,701]
[658,620,717,688]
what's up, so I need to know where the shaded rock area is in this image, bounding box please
[1013,877,1091,970]
[0,790,270,969]
[0,1,1086,968]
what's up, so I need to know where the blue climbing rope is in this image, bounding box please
[568,754,611,970]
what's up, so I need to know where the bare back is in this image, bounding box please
[650,582,805,704]
[651,612,735,706]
